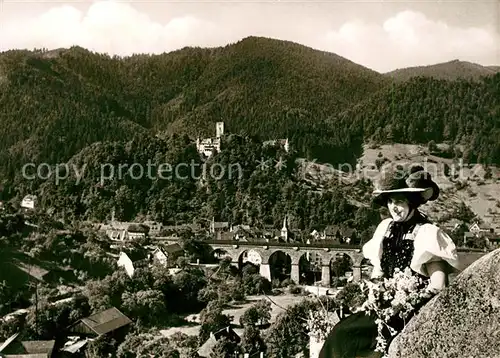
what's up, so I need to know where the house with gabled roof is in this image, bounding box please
[0,332,55,357]
[152,243,184,268]
[67,307,132,338]
[117,252,136,278]
[197,326,241,358]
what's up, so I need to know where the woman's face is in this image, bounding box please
[387,194,412,222]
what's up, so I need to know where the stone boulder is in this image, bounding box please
[388,248,500,358]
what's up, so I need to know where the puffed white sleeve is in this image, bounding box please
[411,224,460,277]
[362,218,392,279]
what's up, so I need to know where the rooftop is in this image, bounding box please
[0,333,55,358]
[71,307,132,336]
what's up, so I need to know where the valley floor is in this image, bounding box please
[160,293,309,338]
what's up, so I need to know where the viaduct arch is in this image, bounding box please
[207,241,365,287]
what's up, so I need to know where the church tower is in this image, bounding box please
[281,216,288,242]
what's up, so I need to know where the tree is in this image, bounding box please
[121,289,167,326]
[199,301,232,343]
[25,296,90,341]
[240,299,271,327]
[484,166,492,180]
[117,332,180,358]
[210,336,239,358]
[241,325,266,356]
[221,280,245,304]
[84,270,129,312]
[168,332,199,357]
[265,300,318,358]
[335,282,366,310]
[454,202,476,223]
[172,267,207,312]
[179,233,213,264]
[85,334,120,358]
[0,314,24,341]
[242,272,272,295]
[465,235,490,250]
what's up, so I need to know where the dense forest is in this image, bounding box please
[4,131,380,237]
[386,59,500,82]
[1,36,499,228]
[0,36,386,179]
[1,36,499,175]
[337,75,500,164]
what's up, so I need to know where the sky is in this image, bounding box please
[0,0,499,73]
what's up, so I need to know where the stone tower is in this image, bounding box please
[281,216,288,242]
[216,122,224,138]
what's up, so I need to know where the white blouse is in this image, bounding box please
[362,218,460,278]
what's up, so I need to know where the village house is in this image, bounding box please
[143,220,162,236]
[219,231,237,241]
[60,336,91,357]
[63,308,131,357]
[258,217,293,242]
[463,221,499,247]
[159,223,202,235]
[197,326,241,358]
[117,252,136,278]
[468,222,494,234]
[9,258,75,286]
[0,333,55,358]
[20,195,37,212]
[151,243,184,268]
[67,307,132,339]
[320,225,355,244]
[244,353,265,358]
[262,224,280,241]
[98,221,148,242]
[67,307,132,338]
[229,224,256,241]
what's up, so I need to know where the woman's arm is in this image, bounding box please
[425,260,448,290]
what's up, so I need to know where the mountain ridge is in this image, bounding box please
[0,36,499,193]
[386,59,500,82]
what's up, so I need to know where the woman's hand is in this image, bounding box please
[371,277,383,284]
[425,260,448,291]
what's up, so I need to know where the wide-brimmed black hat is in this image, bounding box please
[372,164,440,207]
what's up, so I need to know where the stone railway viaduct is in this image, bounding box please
[157,238,366,286]
[154,237,487,287]
[207,240,365,286]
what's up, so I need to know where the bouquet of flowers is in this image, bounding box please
[306,309,339,341]
[356,268,438,356]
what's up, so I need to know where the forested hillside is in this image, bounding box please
[8,133,379,237]
[1,36,500,227]
[0,36,388,179]
[335,74,500,165]
[1,36,500,180]
[386,60,500,82]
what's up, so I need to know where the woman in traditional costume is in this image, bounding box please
[319,164,460,358]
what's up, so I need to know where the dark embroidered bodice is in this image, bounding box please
[380,211,430,279]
